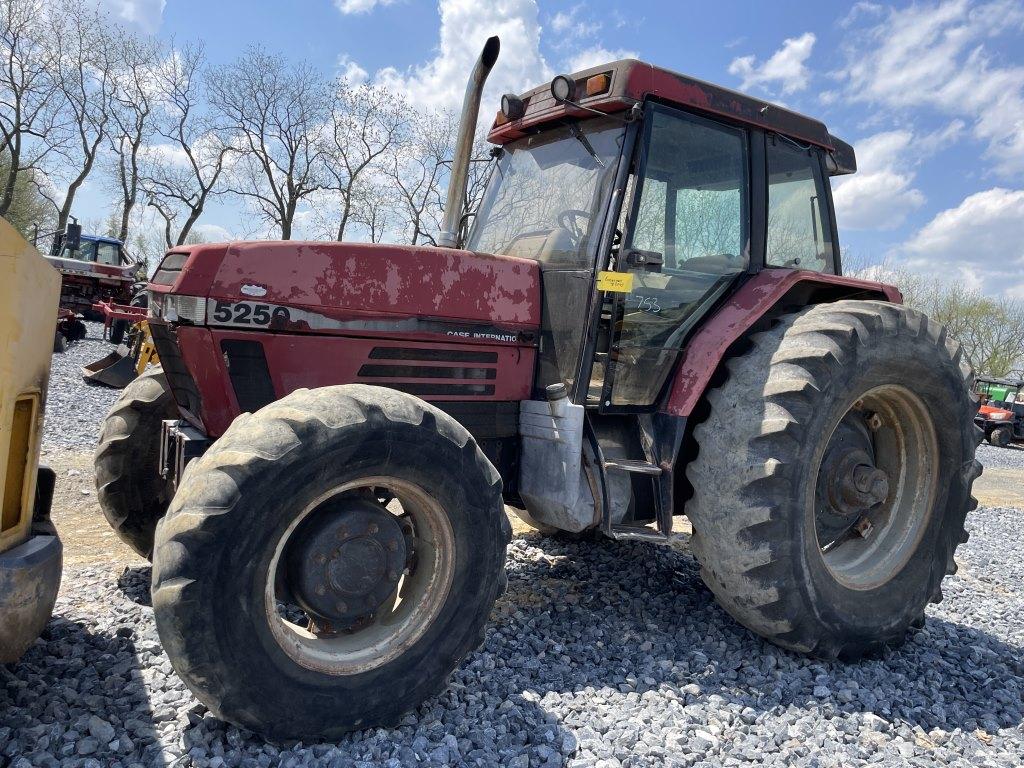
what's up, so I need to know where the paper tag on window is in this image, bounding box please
[596,271,634,292]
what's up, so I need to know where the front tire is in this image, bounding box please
[95,367,178,558]
[151,385,510,739]
[988,426,1012,448]
[686,300,980,659]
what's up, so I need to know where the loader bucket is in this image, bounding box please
[81,345,138,388]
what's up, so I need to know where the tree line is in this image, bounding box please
[0,0,489,261]
[845,257,1024,380]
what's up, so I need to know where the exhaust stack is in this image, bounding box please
[436,35,500,249]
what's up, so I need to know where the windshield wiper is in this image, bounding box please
[568,123,605,169]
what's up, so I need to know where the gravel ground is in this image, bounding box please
[42,323,121,452]
[6,341,1022,766]
[2,503,1022,768]
[976,442,1024,471]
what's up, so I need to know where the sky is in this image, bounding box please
[82,0,1024,297]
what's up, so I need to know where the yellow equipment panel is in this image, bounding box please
[0,218,60,553]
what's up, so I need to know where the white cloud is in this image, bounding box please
[372,0,552,113]
[550,4,600,40]
[838,1,884,28]
[139,142,189,167]
[832,122,964,230]
[192,223,234,243]
[838,0,1024,177]
[565,46,637,74]
[895,188,1024,296]
[337,54,369,85]
[334,0,395,14]
[99,0,165,34]
[728,32,816,95]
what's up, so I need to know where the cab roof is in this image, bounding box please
[80,234,124,246]
[488,59,856,174]
[977,376,1024,388]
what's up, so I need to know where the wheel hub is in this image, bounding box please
[827,449,889,514]
[815,413,890,547]
[285,499,407,626]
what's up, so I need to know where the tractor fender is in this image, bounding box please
[664,269,900,418]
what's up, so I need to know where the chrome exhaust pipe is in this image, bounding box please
[436,35,500,249]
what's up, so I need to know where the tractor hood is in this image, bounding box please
[45,254,136,283]
[979,403,1015,420]
[149,241,541,339]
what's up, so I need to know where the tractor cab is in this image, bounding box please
[975,376,1024,447]
[58,233,128,266]
[470,60,852,415]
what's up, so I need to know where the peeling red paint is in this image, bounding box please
[157,241,540,330]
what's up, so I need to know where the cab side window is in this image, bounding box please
[766,138,835,273]
[96,242,120,265]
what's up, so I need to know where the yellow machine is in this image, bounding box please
[0,217,62,663]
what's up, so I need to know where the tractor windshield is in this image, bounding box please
[467,118,625,267]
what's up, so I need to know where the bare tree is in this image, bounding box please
[323,82,406,241]
[207,46,329,239]
[385,111,456,246]
[350,181,396,243]
[44,0,116,237]
[848,261,1024,378]
[107,28,162,243]
[0,0,67,218]
[141,41,230,246]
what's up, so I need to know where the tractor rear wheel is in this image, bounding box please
[686,300,980,659]
[988,426,1012,448]
[95,367,177,558]
[150,384,510,739]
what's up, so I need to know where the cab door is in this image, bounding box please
[593,104,751,411]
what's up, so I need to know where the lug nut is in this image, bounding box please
[867,413,883,431]
[336,601,348,613]
[387,540,398,552]
[368,523,379,534]
[315,585,326,596]
[388,571,398,582]
[853,517,874,538]
[315,554,326,565]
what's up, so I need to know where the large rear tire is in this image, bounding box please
[95,367,177,558]
[686,300,980,659]
[151,384,510,739]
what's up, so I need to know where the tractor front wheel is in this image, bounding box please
[686,300,980,659]
[95,367,177,558]
[151,385,510,739]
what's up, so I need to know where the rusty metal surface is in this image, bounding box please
[663,270,902,418]
[0,533,62,664]
[158,241,540,330]
[488,59,835,150]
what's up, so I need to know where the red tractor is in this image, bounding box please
[95,38,980,739]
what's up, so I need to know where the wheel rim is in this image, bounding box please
[265,476,455,675]
[813,385,939,590]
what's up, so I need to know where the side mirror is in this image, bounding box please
[64,222,82,252]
